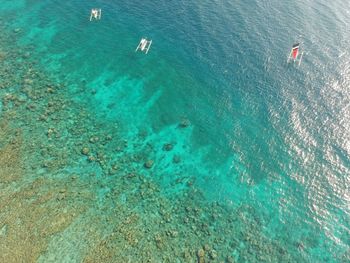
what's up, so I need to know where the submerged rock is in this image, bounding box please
[23,52,30,59]
[0,224,8,237]
[197,248,205,263]
[88,155,96,162]
[204,244,211,251]
[81,147,90,155]
[163,143,173,151]
[108,168,118,176]
[173,155,181,164]
[47,87,55,93]
[179,119,190,128]
[47,127,55,137]
[144,160,154,169]
[226,255,235,263]
[209,249,217,259]
[126,173,136,178]
[154,233,163,249]
[89,136,99,143]
[197,249,205,257]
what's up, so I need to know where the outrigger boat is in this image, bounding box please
[287,43,304,66]
[135,38,152,54]
[90,8,101,21]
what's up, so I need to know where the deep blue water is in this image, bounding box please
[0,0,349,262]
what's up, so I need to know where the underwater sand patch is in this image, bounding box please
[0,121,24,183]
[0,175,89,263]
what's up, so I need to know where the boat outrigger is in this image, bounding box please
[135,38,152,54]
[287,43,304,66]
[90,8,101,21]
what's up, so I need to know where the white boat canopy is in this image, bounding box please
[135,38,152,54]
[90,8,101,21]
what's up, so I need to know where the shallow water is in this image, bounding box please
[0,0,349,262]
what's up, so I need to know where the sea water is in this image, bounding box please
[0,0,349,262]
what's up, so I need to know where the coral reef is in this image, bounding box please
[0,15,347,263]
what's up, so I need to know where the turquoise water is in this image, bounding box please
[0,0,349,262]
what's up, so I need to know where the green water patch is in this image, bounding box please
[1,0,26,11]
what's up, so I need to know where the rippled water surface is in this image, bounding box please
[0,0,349,262]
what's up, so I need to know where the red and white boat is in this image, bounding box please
[287,43,304,66]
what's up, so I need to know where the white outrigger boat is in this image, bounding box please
[90,8,101,21]
[287,43,304,66]
[135,38,152,54]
